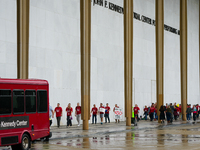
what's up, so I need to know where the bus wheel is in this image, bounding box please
[20,133,31,150]
[11,134,31,150]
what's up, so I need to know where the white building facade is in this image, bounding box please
[0,0,199,126]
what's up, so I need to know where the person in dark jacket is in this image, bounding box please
[144,106,148,120]
[186,104,192,121]
[170,103,174,122]
[174,106,179,120]
[159,105,165,123]
[166,106,172,123]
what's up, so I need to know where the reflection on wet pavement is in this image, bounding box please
[2,124,200,150]
[50,124,200,150]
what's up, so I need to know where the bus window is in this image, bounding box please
[37,90,47,113]
[0,90,11,115]
[13,90,24,114]
[25,90,36,113]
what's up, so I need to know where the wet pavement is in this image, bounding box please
[1,120,200,150]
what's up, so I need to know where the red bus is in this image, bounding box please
[0,78,51,150]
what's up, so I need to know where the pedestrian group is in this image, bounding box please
[50,102,198,127]
[134,102,199,124]
[52,103,120,128]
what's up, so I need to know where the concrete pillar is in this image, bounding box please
[155,0,164,123]
[124,0,133,126]
[80,0,91,130]
[17,0,30,79]
[180,0,187,121]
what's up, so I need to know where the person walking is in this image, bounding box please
[179,104,182,119]
[164,104,167,117]
[170,103,174,122]
[91,104,98,124]
[166,105,172,123]
[154,103,158,120]
[144,106,148,120]
[47,104,54,141]
[192,105,197,122]
[186,104,192,121]
[113,104,120,123]
[149,105,155,121]
[174,103,177,108]
[196,104,199,119]
[198,104,200,119]
[165,103,168,110]
[154,106,158,121]
[134,104,140,121]
[174,106,178,121]
[75,102,81,126]
[159,105,165,123]
[105,103,110,123]
[99,103,105,125]
[54,103,62,128]
[49,104,54,126]
[176,105,180,119]
[66,103,73,127]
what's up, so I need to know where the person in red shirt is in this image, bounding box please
[196,104,199,118]
[149,105,155,121]
[91,104,98,124]
[144,106,148,120]
[179,104,182,119]
[54,103,62,128]
[192,105,197,121]
[105,103,111,123]
[99,103,105,124]
[75,102,81,126]
[66,103,73,127]
[113,104,120,123]
[134,104,140,121]
[176,106,180,118]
